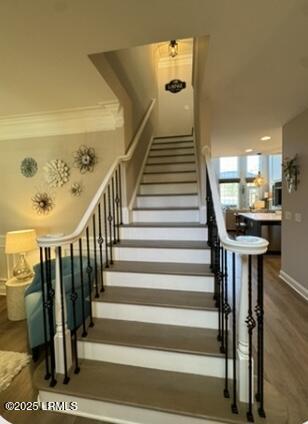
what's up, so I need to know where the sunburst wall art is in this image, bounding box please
[73,145,97,174]
[32,192,55,215]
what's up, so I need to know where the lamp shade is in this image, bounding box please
[5,229,37,254]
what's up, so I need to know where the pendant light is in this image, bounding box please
[253,171,266,187]
[168,40,178,58]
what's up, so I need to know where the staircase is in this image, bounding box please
[35,136,284,423]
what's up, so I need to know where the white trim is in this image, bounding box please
[38,391,220,424]
[279,270,308,301]
[78,340,231,378]
[0,101,124,141]
[93,302,218,329]
[128,136,154,211]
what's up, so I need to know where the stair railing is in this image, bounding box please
[203,146,268,421]
[37,98,156,386]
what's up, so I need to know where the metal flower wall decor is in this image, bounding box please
[283,155,299,193]
[70,182,83,197]
[21,157,38,178]
[32,192,55,215]
[73,145,97,174]
[44,159,70,188]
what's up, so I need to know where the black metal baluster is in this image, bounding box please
[215,235,222,343]
[39,247,51,380]
[78,238,87,337]
[69,243,80,374]
[98,203,105,292]
[58,246,70,384]
[115,168,120,242]
[118,164,123,225]
[220,246,225,353]
[86,227,94,327]
[246,255,256,422]
[231,252,238,414]
[255,254,266,417]
[92,214,99,298]
[45,247,57,387]
[224,249,231,398]
[111,176,117,244]
[107,185,114,264]
[103,193,110,268]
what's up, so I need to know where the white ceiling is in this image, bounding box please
[1,1,308,155]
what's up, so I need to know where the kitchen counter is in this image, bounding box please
[238,212,281,253]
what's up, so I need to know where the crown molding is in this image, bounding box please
[0,101,124,141]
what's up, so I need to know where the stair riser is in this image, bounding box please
[151,141,193,149]
[145,163,196,173]
[38,391,219,424]
[139,182,197,195]
[120,226,207,241]
[136,195,198,208]
[149,148,194,157]
[112,247,210,264]
[105,271,214,293]
[93,302,218,329]
[78,342,231,379]
[132,209,199,222]
[142,172,196,183]
[147,155,195,164]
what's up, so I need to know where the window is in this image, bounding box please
[246,155,260,178]
[219,157,239,179]
[219,182,240,207]
[269,154,282,183]
[246,182,258,207]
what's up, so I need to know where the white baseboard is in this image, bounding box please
[279,270,308,302]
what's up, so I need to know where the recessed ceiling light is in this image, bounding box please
[245,149,253,153]
[260,136,271,141]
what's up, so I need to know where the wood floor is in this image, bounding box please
[0,255,307,423]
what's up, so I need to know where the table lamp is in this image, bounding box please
[5,229,37,281]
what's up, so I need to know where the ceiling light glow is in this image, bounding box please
[245,149,253,153]
[260,136,271,141]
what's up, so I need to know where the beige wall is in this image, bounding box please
[157,59,193,137]
[105,45,157,142]
[91,44,157,207]
[282,107,308,292]
[0,129,124,237]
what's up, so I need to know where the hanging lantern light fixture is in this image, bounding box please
[168,40,178,58]
[253,171,266,187]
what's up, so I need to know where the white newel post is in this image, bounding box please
[237,253,254,404]
[54,246,72,375]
